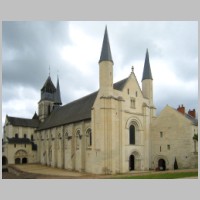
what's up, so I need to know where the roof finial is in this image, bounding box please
[131,66,134,73]
[49,65,51,77]
[57,69,59,78]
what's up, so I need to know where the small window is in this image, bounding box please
[127,89,129,95]
[24,134,27,138]
[160,132,163,138]
[167,145,170,150]
[136,91,138,97]
[31,135,34,141]
[48,105,51,115]
[86,129,92,147]
[160,146,162,152]
[130,98,135,108]
[76,131,80,149]
[15,134,18,138]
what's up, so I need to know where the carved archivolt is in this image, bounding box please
[15,150,28,157]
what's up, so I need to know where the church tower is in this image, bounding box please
[142,49,154,107]
[99,26,114,95]
[38,75,57,122]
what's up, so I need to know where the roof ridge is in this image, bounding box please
[62,77,129,108]
[7,115,35,121]
[62,91,98,108]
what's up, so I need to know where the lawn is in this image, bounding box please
[110,171,198,179]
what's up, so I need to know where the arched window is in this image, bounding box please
[76,130,80,149]
[129,125,135,145]
[86,129,92,147]
[48,105,51,115]
[31,135,34,141]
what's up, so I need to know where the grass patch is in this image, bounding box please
[111,172,198,179]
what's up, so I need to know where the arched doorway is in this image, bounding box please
[15,150,28,164]
[2,156,8,165]
[2,156,8,171]
[22,157,28,164]
[158,159,166,170]
[129,155,135,171]
[15,158,21,164]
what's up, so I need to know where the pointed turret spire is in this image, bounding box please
[142,49,153,81]
[99,26,113,64]
[54,75,62,105]
[32,112,39,120]
[41,76,56,93]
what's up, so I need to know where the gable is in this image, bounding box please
[119,73,143,97]
[152,105,198,127]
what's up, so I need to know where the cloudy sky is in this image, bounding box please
[2,21,198,127]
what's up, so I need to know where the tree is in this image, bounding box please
[174,157,178,170]
[193,134,198,141]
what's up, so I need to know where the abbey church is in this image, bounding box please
[2,27,198,174]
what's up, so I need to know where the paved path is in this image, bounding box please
[3,164,198,179]
[6,164,92,179]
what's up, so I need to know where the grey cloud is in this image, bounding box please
[154,83,198,115]
[3,21,70,88]
[2,21,198,124]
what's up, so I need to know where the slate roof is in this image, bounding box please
[38,91,98,130]
[172,107,198,126]
[142,49,153,81]
[37,78,129,131]
[6,76,128,131]
[99,26,113,64]
[113,78,128,90]
[41,76,56,93]
[7,137,32,144]
[7,116,40,128]
[185,113,198,126]
[32,112,39,120]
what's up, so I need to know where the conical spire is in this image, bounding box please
[142,49,153,81]
[32,112,39,120]
[54,75,62,105]
[99,26,113,64]
[41,76,56,93]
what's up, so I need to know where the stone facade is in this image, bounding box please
[2,117,38,165]
[2,27,198,174]
[151,105,198,170]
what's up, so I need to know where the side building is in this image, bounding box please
[2,114,39,167]
[151,105,198,170]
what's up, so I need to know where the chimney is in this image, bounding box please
[177,104,185,115]
[188,109,196,118]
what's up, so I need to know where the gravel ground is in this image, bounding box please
[2,164,198,179]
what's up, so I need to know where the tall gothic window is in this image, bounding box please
[129,125,135,145]
[86,129,92,147]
